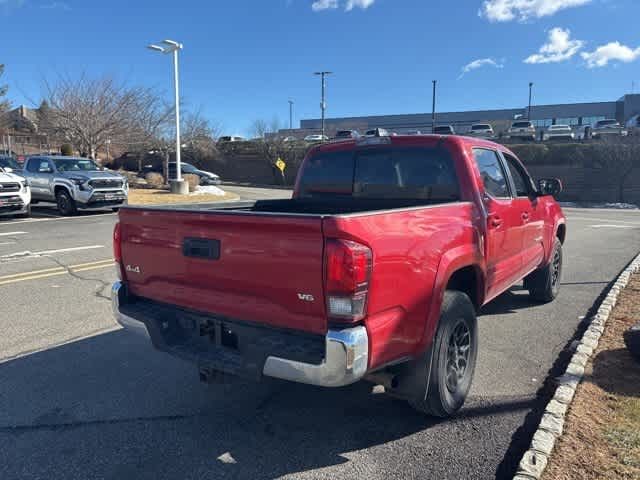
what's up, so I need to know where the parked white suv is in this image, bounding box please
[468,123,494,138]
[0,166,31,218]
[543,124,575,141]
[507,121,536,141]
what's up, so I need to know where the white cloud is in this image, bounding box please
[345,0,375,10]
[459,58,504,78]
[311,0,374,11]
[41,2,72,10]
[480,0,591,22]
[581,41,640,68]
[524,27,584,64]
[312,0,338,11]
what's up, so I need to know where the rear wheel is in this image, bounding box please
[408,291,478,417]
[56,189,77,216]
[525,238,562,303]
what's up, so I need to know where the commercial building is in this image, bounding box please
[283,93,640,137]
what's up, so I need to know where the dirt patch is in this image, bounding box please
[127,189,239,205]
[544,274,640,480]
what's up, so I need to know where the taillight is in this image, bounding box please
[113,221,123,279]
[325,239,372,322]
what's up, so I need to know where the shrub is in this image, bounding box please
[184,174,200,192]
[60,144,73,156]
[144,172,165,188]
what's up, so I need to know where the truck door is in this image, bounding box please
[501,152,545,276]
[472,148,524,300]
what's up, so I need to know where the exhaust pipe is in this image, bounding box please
[365,371,398,390]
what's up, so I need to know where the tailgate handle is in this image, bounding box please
[183,238,220,260]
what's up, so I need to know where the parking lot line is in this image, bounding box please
[1,213,116,225]
[0,259,114,286]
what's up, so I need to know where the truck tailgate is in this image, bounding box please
[118,208,327,335]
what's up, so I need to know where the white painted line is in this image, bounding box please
[590,224,636,229]
[3,213,116,225]
[569,216,640,225]
[0,231,27,237]
[0,242,14,246]
[36,245,105,255]
[0,245,104,260]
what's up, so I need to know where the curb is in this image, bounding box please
[513,252,640,480]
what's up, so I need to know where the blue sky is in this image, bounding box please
[1,0,639,135]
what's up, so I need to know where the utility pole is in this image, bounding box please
[528,82,534,120]
[431,80,437,133]
[314,71,332,140]
[288,100,294,130]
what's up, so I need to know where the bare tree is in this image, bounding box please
[0,64,10,112]
[249,119,269,139]
[41,74,169,159]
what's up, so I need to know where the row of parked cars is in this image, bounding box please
[314,118,634,143]
[0,154,130,219]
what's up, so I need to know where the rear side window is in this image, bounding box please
[298,147,459,200]
[473,148,509,198]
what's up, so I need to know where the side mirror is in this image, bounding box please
[538,178,563,197]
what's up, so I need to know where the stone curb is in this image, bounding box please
[513,252,640,480]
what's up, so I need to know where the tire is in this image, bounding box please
[408,291,478,417]
[56,189,77,216]
[16,204,31,219]
[525,238,562,303]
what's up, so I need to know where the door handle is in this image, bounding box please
[488,215,503,228]
[521,212,530,222]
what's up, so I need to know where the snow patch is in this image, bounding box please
[192,186,227,196]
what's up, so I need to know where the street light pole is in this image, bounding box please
[148,39,186,194]
[288,100,294,130]
[528,82,534,121]
[432,80,437,133]
[314,71,332,140]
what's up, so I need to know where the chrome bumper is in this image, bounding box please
[111,281,369,388]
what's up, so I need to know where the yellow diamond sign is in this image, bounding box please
[275,158,286,172]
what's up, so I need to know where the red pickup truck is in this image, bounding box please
[112,134,566,417]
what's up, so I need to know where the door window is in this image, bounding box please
[473,148,510,198]
[502,153,536,197]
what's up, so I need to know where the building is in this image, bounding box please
[284,93,640,137]
[0,105,51,156]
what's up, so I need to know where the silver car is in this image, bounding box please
[22,156,128,216]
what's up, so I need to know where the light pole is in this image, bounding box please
[314,71,332,140]
[431,80,437,133]
[106,139,111,163]
[528,82,534,121]
[288,100,294,130]
[148,39,187,194]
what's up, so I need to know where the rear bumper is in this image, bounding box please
[111,281,368,387]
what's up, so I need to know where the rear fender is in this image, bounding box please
[418,244,484,354]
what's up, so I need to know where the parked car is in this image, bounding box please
[22,156,128,216]
[591,119,628,138]
[304,134,329,142]
[0,166,31,218]
[112,134,566,417]
[333,130,360,140]
[506,121,536,141]
[543,124,575,141]
[575,124,592,140]
[0,155,22,173]
[626,115,640,136]
[433,125,455,135]
[365,128,390,137]
[168,162,221,185]
[468,123,494,138]
[283,136,298,142]
[217,136,245,144]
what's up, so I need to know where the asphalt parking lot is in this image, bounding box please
[0,187,639,480]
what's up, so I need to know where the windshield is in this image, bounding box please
[434,126,453,133]
[597,120,619,127]
[53,158,100,172]
[298,147,459,201]
[0,157,20,170]
[471,125,490,130]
